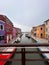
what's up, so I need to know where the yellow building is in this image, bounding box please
[31,24,45,38]
[44,19,49,38]
[36,24,45,38]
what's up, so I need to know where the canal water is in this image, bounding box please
[5,33,49,65]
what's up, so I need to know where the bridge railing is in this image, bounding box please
[0,43,49,65]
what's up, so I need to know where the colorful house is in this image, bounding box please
[31,24,45,38]
[44,19,49,39]
[0,15,13,43]
[13,27,17,38]
[0,20,5,44]
[13,27,22,39]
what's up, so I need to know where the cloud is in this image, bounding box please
[0,0,14,7]
[0,0,49,32]
[13,22,31,32]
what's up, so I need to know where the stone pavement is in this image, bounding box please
[8,37,17,44]
[30,35,48,43]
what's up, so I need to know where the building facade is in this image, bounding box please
[13,27,22,38]
[0,15,13,43]
[31,24,45,38]
[44,19,49,39]
[36,24,45,38]
[31,27,37,37]
[0,20,5,44]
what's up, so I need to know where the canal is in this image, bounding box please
[5,33,49,65]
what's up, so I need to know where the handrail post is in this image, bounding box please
[21,48,25,65]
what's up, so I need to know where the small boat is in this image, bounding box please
[0,47,16,65]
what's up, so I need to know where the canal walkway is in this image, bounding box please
[5,33,49,65]
[30,35,48,43]
[30,34,49,63]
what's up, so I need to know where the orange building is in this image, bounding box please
[36,24,45,38]
[31,24,45,38]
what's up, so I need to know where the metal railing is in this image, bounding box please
[0,43,49,65]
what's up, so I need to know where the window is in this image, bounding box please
[0,36,4,41]
[1,25,3,29]
[0,25,4,30]
[41,28,42,30]
[41,33,43,38]
[34,33,36,36]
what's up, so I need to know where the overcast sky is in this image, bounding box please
[0,0,49,32]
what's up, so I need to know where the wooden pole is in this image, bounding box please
[21,48,25,65]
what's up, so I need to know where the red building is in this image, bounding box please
[13,27,17,39]
[13,27,22,38]
[16,28,21,34]
[0,15,13,43]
